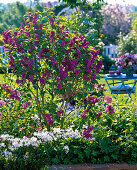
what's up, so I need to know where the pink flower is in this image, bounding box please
[57,109,64,116]
[105,96,112,103]
[106,105,115,113]
[29,133,33,137]
[37,124,42,130]
[0,112,2,118]
[21,59,26,66]
[61,25,65,30]
[0,100,5,107]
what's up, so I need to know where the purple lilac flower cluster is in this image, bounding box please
[2,84,21,101]
[23,101,31,110]
[57,109,64,117]
[106,105,115,114]
[81,126,94,138]
[45,113,54,125]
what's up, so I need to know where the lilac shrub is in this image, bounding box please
[1,9,111,134]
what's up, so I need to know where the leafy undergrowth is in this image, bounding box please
[0,104,136,170]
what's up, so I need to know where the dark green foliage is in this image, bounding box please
[59,0,87,8]
[0,136,136,170]
[102,55,115,73]
[0,2,28,34]
[117,31,137,56]
[53,3,68,16]
[0,1,45,34]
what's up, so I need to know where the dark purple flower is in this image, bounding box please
[49,17,54,24]
[106,105,115,113]
[96,112,102,117]
[40,78,46,85]
[61,41,65,48]
[61,25,65,30]
[83,74,90,81]
[75,69,80,76]
[57,109,64,116]
[28,59,33,69]
[39,23,43,30]
[29,74,34,83]
[50,31,55,39]
[52,58,58,67]
[57,84,63,89]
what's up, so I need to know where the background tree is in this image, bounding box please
[59,0,87,8]
[116,31,137,56]
[132,11,137,39]
[101,4,132,45]
[0,2,28,34]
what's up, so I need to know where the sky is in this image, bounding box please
[1,0,137,6]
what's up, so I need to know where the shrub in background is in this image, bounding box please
[102,55,115,73]
[101,4,132,45]
[61,9,104,51]
[116,31,137,56]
